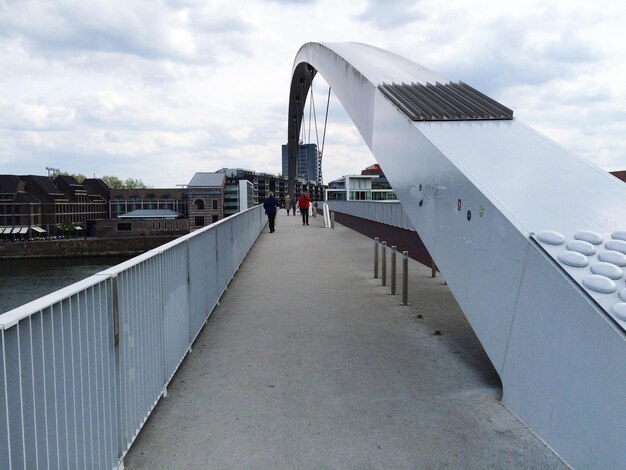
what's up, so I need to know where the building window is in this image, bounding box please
[195,216,204,227]
[212,200,218,210]
[147,194,156,209]
[194,199,205,210]
[212,215,219,223]
[117,222,132,231]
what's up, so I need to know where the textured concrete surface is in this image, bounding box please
[125,211,567,469]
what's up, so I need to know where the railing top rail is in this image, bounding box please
[0,273,110,330]
[0,204,262,329]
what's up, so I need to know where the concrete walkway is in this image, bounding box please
[125,211,566,469]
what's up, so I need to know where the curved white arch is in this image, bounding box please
[288,42,626,469]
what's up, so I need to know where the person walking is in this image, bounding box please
[292,195,297,215]
[298,191,311,226]
[263,191,278,233]
[284,195,292,216]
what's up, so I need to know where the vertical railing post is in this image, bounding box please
[111,274,124,466]
[330,211,335,229]
[431,260,437,278]
[374,237,379,279]
[390,246,397,295]
[402,251,410,306]
[381,241,387,286]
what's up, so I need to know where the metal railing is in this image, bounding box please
[325,200,415,231]
[0,205,266,470]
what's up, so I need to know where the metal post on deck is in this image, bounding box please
[331,211,335,229]
[374,237,379,278]
[431,260,437,278]
[390,246,397,295]
[402,251,410,306]
[381,241,387,286]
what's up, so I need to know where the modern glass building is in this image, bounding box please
[281,143,319,184]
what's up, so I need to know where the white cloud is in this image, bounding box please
[0,0,625,187]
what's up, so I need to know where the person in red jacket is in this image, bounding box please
[298,192,311,226]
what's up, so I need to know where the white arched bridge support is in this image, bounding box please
[288,42,626,469]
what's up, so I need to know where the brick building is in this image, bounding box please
[0,174,108,237]
[187,172,226,231]
[109,188,187,218]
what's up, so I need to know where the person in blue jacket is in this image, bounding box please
[263,191,278,233]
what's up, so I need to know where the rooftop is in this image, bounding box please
[188,172,226,187]
[118,209,183,219]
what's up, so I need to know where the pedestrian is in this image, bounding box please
[284,195,292,216]
[263,191,278,233]
[298,191,311,226]
[292,195,297,215]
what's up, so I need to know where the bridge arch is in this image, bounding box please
[287,42,626,469]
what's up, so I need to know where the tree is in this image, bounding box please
[101,175,124,189]
[123,177,147,189]
[100,175,148,189]
[58,220,75,238]
[58,171,87,183]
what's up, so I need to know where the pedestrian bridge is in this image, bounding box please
[0,206,568,469]
[2,42,626,469]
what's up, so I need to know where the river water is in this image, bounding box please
[0,256,131,314]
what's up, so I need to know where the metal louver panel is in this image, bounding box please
[379,81,514,121]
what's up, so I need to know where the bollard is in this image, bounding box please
[390,246,397,295]
[374,237,379,279]
[381,241,387,286]
[331,211,335,229]
[402,251,410,305]
[431,260,437,278]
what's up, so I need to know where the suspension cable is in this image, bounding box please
[311,85,320,149]
[320,86,331,161]
[307,85,313,144]
[300,81,306,144]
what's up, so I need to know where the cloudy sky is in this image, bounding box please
[0,0,625,187]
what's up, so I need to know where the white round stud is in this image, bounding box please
[605,240,626,254]
[611,303,626,321]
[590,262,623,280]
[582,275,616,294]
[611,231,626,241]
[574,230,603,245]
[619,288,626,302]
[565,239,596,256]
[537,230,565,245]
[557,251,588,268]
[598,250,626,267]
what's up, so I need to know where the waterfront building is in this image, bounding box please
[53,174,109,226]
[360,164,397,200]
[0,174,108,237]
[325,164,397,201]
[281,143,320,184]
[217,167,325,208]
[95,209,189,238]
[82,178,111,215]
[110,188,187,219]
[0,175,42,238]
[223,174,254,217]
[187,172,226,231]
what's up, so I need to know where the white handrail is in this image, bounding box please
[0,205,266,470]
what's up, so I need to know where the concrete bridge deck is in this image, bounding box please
[125,211,566,469]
